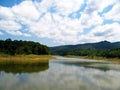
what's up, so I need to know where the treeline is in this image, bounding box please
[51,47,120,59]
[50,41,120,59]
[0,39,49,55]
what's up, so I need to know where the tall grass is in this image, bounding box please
[0,54,53,65]
[0,55,52,73]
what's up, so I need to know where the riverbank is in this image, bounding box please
[65,55,120,64]
[0,54,54,65]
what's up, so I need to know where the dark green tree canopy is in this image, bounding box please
[50,41,120,58]
[0,38,49,55]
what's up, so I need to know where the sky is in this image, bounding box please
[0,0,120,46]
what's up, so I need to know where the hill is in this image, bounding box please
[50,41,120,58]
[0,38,49,55]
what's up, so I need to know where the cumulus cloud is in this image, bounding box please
[0,31,3,35]
[12,1,40,21]
[0,6,14,20]
[0,0,120,45]
[85,0,116,13]
[54,0,84,16]
[0,20,22,31]
[88,23,120,42]
[103,2,120,21]
[80,12,103,28]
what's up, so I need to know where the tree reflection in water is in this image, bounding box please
[0,62,49,74]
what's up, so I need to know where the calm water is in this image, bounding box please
[0,57,120,90]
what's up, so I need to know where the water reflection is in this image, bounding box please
[0,62,49,74]
[55,60,120,71]
[0,58,120,90]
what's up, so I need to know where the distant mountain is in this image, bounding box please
[50,41,120,56]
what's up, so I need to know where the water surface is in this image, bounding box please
[0,57,120,90]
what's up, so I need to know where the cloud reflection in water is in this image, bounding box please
[0,60,120,90]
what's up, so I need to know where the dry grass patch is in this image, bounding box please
[0,55,53,64]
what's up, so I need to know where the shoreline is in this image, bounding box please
[0,54,120,64]
[0,55,54,64]
[65,55,120,64]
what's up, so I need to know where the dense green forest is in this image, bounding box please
[1,39,120,58]
[50,41,120,58]
[0,39,49,55]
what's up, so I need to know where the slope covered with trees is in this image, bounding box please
[0,39,49,55]
[50,41,120,58]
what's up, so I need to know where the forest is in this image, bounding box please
[1,39,120,58]
[50,41,120,58]
[0,38,49,55]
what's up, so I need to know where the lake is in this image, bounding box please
[0,56,120,90]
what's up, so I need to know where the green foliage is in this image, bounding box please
[0,38,49,55]
[50,41,120,59]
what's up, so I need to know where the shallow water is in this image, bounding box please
[0,57,120,90]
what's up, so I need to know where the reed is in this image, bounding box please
[0,54,53,65]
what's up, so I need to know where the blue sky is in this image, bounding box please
[0,0,120,46]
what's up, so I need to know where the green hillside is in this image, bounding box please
[50,41,120,58]
[0,38,49,55]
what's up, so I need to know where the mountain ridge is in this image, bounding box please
[50,41,120,56]
[50,41,120,50]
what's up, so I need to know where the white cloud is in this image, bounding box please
[34,0,54,14]
[103,2,120,21]
[12,1,40,21]
[0,0,120,45]
[0,20,22,31]
[88,23,120,42]
[0,6,14,20]
[6,30,31,36]
[75,23,120,44]
[54,0,84,16]
[53,14,84,33]
[28,12,85,44]
[0,31,3,35]
[0,19,31,36]
[80,12,103,28]
[85,0,116,13]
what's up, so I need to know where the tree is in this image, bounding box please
[0,38,50,55]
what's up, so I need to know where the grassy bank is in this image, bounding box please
[0,54,52,73]
[66,55,120,64]
[0,54,54,65]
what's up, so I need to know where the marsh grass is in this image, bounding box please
[0,55,52,73]
[0,54,53,65]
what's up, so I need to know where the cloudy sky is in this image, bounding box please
[0,0,120,46]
